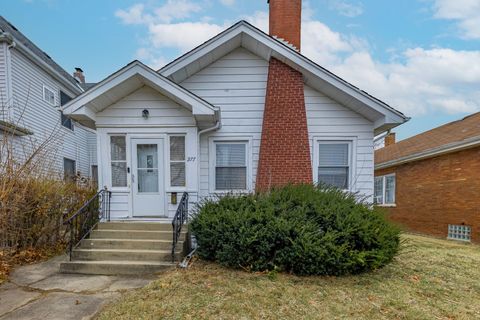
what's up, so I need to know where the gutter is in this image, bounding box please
[375,136,480,170]
[0,31,84,94]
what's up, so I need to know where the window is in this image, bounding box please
[43,85,56,105]
[374,174,396,205]
[91,165,98,187]
[60,91,73,130]
[448,224,471,242]
[215,142,247,190]
[318,142,350,189]
[110,136,127,187]
[170,136,186,187]
[63,158,76,181]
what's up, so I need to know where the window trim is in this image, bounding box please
[63,157,76,181]
[374,173,396,206]
[43,85,57,106]
[312,137,356,191]
[168,134,187,189]
[209,136,252,193]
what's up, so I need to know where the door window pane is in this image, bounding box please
[110,136,127,187]
[137,144,159,193]
[63,158,76,181]
[215,143,247,190]
[170,136,186,187]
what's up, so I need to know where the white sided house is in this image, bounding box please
[63,21,407,220]
[0,16,96,180]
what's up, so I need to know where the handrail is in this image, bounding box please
[64,187,111,261]
[172,192,188,263]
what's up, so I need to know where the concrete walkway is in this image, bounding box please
[0,255,156,319]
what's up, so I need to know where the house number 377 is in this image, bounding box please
[187,157,196,162]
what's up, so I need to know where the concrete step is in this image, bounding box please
[98,222,174,231]
[80,238,183,250]
[71,248,181,262]
[60,260,175,275]
[90,229,187,241]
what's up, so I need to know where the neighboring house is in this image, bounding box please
[375,113,480,243]
[63,0,408,220]
[0,16,96,180]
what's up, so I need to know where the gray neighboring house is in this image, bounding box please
[0,16,97,180]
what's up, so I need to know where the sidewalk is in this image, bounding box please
[0,255,155,320]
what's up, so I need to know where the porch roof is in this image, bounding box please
[62,61,220,129]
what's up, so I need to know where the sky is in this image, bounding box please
[2,0,480,141]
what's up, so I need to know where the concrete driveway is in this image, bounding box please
[0,255,155,319]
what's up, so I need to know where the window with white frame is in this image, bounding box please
[374,174,396,205]
[110,136,127,188]
[448,224,471,242]
[317,142,350,189]
[215,142,247,190]
[170,136,186,187]
[43,85,56,105]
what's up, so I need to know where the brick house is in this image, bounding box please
[375,112,480,243]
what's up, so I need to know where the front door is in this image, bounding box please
[131,138,165,217]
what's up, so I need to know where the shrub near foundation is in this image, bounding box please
[190,184,400,276]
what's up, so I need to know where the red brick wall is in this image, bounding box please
[256,58,312,191]
[375,146,480,243]
[269,0,302,49]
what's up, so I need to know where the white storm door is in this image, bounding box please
[131,138,165,217]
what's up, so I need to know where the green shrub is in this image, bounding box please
[190,184,400,276]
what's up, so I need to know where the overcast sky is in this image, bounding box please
[3,0,480,140]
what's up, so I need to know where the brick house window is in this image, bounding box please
[374,174,396,205]
[448,225,471,242]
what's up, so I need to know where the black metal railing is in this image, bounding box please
[172,192,189,263]
[64,187,111,261]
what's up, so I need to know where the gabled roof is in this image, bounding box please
[159,20,409,135]
[375,112,480,169]
[0,16,82,93]
[62,60,220,129]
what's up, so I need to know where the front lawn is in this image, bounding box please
[97,234,480,320]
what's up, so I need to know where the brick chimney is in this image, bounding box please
[256,0,312,191]
[385,132,396,147]
[268,0,302,50]
[73,67,85,84]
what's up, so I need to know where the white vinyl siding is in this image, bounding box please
[215,142,247,190]
[169,135,186,187]
[181,48,268,197]
[306,85,374,199]
[374,174,396,205]
[9,48,94,178]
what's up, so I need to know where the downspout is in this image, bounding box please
[196,120,221,196]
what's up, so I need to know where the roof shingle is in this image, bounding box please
[375,112,480,165]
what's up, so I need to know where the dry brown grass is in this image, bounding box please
[97,234,480,320]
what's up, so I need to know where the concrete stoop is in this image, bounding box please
[60,222,187,275]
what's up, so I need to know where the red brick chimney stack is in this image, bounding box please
[256,0,312,191]
[385,132,396,147]
[268,0,302,50]
[73,67,85,84]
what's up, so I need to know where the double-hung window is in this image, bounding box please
[170,136,186,187]
[215,142,247,190]
[110,136,128,188]
[60,91,74,130]
[43,85,56,106]
[374,174,396,205]
[317,142,350,190]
